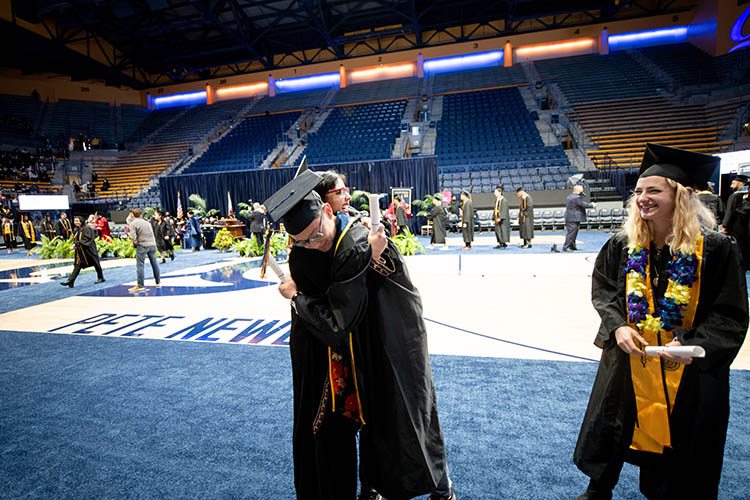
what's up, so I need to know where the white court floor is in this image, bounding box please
[0,248,748,369]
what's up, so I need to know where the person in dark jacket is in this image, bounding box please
[564,185,595,251]
[248,202,266,246]
[60,215,105,288]
[395,197,408,235]
[428,196,448,249]
[266,171,455,500]
[722,173,749,267]
[460,190,473,250]
[154,211,175,263]
[696,182,724,223]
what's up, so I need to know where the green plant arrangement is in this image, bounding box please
[33,235,75,259]
[231,232,288,258]
[237,202,251,221]
[391,228,423,256]
[34,236,136,259]
[188,194,207,217]
[213,228,235,252]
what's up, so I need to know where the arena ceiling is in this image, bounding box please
[0,0,695,90]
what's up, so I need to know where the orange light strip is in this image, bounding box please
[349,63,415,81]
[516,38,594,56]
[216,82,269,97]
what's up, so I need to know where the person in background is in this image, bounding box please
[41,215,55,239]
[154,210,175,263]
[573,144,748,500]
[516,187,534,248]
[249,202,266,246]
[696,182,724,224]
[427,195,448,249]
[56,212,73,239]
[96,213,112,241]
[60,215,105,288]
[563,185,595,252]
[460,190,473,250]
[2,216,15,254]
[185,210,202,251]
[101,178,110,191]
[493,186,510,249]
[18,215,36,254]
[395,197,408,235]
[127,208,160,293]
[722,173,749,268]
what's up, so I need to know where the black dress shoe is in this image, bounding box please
[94,278,106,284]
[60,281,73,288]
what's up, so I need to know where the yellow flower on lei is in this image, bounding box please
[664,281,691,305]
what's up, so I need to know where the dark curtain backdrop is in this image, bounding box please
[159,156,438,218]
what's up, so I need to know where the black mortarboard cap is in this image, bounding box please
[734,173,749,184]
[263,169,323,234]
[639,143,719,190]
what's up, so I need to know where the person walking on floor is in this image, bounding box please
[127,208,160,293]
[563,185,595,252]
[493,186,510,249]
[460,190,474,250]
[516,187,534,248]
[185,210,202,251]
[154,210,175,263]
[60,215,105,288]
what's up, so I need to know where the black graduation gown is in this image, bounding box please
[722,189,750,267]
[56,218,73,239]
[396,205,407,231]
[427,205,447,244]
[73,226,101,269]
[292,217,448,500]
[18,221,36,250]
[494,195,510,243]
[519,194,534,240]
[461,200,474,245]
[574,231,748,498]
[155,220,175,252]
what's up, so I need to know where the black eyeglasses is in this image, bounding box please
[292,216,325,248]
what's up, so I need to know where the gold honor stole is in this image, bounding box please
[627,236,703,453]
[494,198,501,222]
[327,218,365,425]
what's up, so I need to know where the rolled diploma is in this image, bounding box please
[369,193,380,234]
[644,345,706,358]
[266,257,287,282]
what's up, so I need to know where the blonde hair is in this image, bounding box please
[623,178,716,255]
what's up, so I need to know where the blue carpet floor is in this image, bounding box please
[1,331,748,499]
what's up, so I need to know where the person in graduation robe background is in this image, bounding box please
[56,212,73,240]
[427,195,448,249]
[493,186,510,249]
[721,173,749,268]
[18,215,36,254]
[266,170,454,500]
[60,215,105,288]
[395,196,408,235]
[573,144,748,500]
[41,215,56,240]
[516,187,534,248]
[460,190,473,250]
[2,216,16,254]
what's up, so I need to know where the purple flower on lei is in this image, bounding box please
[666,254,699,286]
[624,248,649,277]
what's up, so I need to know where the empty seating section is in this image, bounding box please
[150,99,250,144]
[714,49,750,85]
[43,99,117,144]
[638,44,719,86]
[435,87,571,183]
[572,96,735,169]
[432,65,526,94]
[127,107,185,143]
[534,53,659,104]
[301,101,406,164]
[331,78,419,106]
[251,89,330,114]
[0,94,43,135]
[90,142,188,198]
[182,112,300,174]
[120,104,153,142]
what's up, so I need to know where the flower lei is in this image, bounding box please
[625,245,700,334]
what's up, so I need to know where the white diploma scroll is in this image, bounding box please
[266,257,287,283]
[368,193,381,234]
[644,345,706,358]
